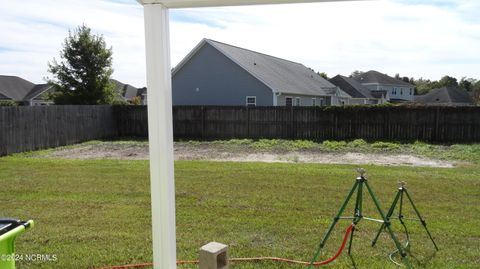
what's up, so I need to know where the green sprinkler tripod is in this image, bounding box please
[309,169,412,269]
[371,181,438,257]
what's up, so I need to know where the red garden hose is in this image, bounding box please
[95,223,354,269]
[310,223,354,266]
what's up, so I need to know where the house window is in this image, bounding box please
[312,98,316,106]
[295,97,301,106]
[400,88,403,95]
[319,97,325,106]
[246,96,256,107]
[410,88,413,95]
[285,97,293,107]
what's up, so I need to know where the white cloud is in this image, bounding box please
[0,0,146,86]
[0,0,479,87]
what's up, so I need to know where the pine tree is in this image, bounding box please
[47,25,115,105]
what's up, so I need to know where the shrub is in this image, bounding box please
[322,140,348,150]
[225,139,253,145]
[130,96,142,105]
[287,140,318,150]
[0,100,18,106]
[371,141,401,150]
[251,139,281,150]
[349,139,368,148]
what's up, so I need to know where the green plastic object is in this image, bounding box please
[0,220,34,269]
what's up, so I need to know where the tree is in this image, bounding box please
[130,96,142,105]
[318,72,329,80]
[47,25,115,105]
[413,77,436,95]
[438,75,458,88]
[473,81,480,105]
[459,77,476,92]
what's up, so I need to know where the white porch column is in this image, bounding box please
[138,2,177,269]
[135,1,356,269]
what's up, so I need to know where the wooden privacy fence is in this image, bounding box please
[0,106,117,156]
[1,105,479,156]
[117,106,480,142]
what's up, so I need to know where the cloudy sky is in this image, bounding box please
[1,0,479,87]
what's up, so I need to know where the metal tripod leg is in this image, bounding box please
[404,189,439,251]
[348,179,363,255]
[308,181,359,268]
[372,189,401,247]
[364,181,412,269]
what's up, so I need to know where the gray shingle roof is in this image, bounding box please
[329,75,374,99]
[112,79,139,100]
[0,92,10,100]
[415,86,474,106]
[0,75,35,101]
[354,70,413,87]
[23,84,52,101]
[189,39,338,96]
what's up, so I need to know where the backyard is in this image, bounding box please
[0,140,479,268]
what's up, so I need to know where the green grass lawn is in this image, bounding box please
[0,156,479,268]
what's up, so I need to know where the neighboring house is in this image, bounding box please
[0,92,10,100]
[325,87,351,106]
[172,39,351,107]
[23,84,54,106]
[370,90,389,104]
[0,75,146,105]
[112,79,146,104]
[353,70,414,102]
[0,75,52,105]
[329,75,386,105]
[414,86,475,106]
[137,87,148,105]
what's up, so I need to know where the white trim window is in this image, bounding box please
[295,97,301,106]
[246,96,256,107]
[285,96,293,107]
[312,98,316,106]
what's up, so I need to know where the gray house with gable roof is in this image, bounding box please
[0,75,53,106]
[329,75,388,105]
[172,39,350,107]
[353,70,414,102]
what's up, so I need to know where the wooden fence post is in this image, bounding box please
[434,107,440,142]
[201,106,205,140]
[246,107,250,138]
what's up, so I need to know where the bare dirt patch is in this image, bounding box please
[41,142,457,168]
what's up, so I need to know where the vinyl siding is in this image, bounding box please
[172,43,273,106]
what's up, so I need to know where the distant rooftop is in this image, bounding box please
[329,75,374,99]
[0,75,36,101]
[415,86,474,106]
[354,70,413,87]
